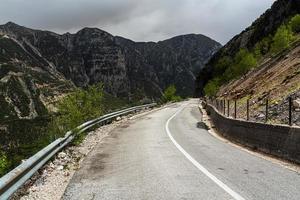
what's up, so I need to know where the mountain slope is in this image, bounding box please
[116,34,220,97]
[0,23,221,99]
[195,0,300,96]
[195,0,300,125]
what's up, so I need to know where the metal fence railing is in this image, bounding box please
[0,103,156,199]
[206,96,299,126]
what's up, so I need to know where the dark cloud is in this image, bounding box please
[0,0,275,44]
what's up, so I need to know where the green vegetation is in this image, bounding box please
[0,117,50,177]
[270,25,294,54]
[0,83,130,177]
[47,83,105,143]
[204,78,220,97]
[204,49,257,96]
[0,151,10,176]
[204,14,300,97]
[162,85,182,102]
[290,14,300,33]
[253,36,272,60]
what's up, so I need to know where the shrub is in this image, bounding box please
[204,78,220,97]
[0,151,10,176]
[162,85,182,102]
[290,14,300,33]
[271,25,294,54]
[253,36,272,59]
[48,83,104,137]
[233,49,257,75]
[214,56,232,76]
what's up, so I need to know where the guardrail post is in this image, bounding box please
[227,100,230,117]
[246,99,249,121]
[234,100,237,119]
[289,97,292,126]
[265,99,269,123]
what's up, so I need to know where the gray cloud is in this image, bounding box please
[0,0,275,44]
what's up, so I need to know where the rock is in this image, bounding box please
[293,99,300,108]
[116,117,121,121]
[58,152,67,159]
[56,166,64,171]
[64,171,70,177]
[258,113,265,118]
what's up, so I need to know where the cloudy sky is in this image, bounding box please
[0,0,275,44]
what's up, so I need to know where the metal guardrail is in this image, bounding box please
[0,103,156,199]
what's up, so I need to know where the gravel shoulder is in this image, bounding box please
[11,106,165,200]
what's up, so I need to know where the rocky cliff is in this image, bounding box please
[0,22,220,147]
[0,23,221,102]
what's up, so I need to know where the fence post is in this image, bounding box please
[289,97,292,126]
[246,99,249,121]
[265,99,269,123]
[223,99,226,115]
[234,100,237,119]
[227,100,230,117]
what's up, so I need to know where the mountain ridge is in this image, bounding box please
[0,22,221,148]
[0,21,221,99]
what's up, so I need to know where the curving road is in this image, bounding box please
[63,99,300,200]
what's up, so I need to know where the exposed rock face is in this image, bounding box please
[195,0,300,96]
[116,34,221,97]
[0,31,74,122]
[0,22,220,148]
[0,22,221,101]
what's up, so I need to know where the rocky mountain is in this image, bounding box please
[0,23,221,103]
[0,22,220,143]
[195,0,300,96]
[0,28,74,121]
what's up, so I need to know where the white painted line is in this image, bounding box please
[165,105,246,200]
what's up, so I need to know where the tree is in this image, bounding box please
[271,25,294,54]
[231,49,257,77]
[253,36,272,59]
[290,14,300,33]
[214,56,232,76]
[204,78,220,97]
[162,85,181,102]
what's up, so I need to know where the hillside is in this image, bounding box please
[218,41,300,126]
[195,0,300,96]
[196,0,300,125]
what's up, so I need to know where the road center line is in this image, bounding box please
[165,104,246,200]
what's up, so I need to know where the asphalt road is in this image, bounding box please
[63,99,300,200]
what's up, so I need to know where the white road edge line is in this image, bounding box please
[165,105,246,200]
